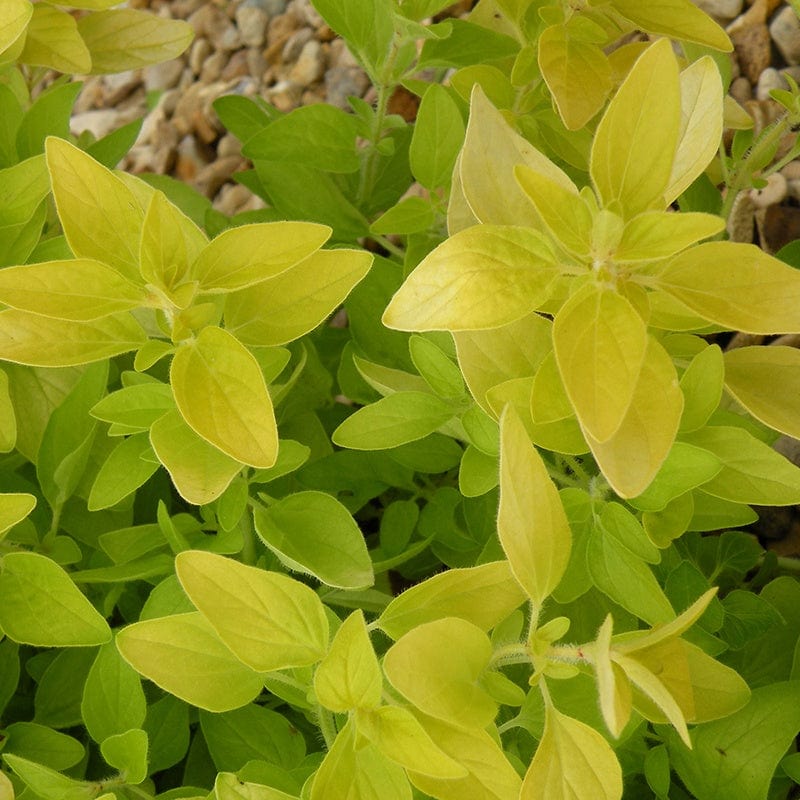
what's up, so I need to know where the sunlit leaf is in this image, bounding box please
[18,4,91,73]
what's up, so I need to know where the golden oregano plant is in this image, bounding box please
[1,1,800,800]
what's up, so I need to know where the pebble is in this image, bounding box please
[71,109,125,141]
[691,0,743,20]
[325,66,370,108]
[289,39,325,85]
[236,5,269,48]
[189,37,212,76]
[731,22,772,84]
[144,59,184,92]
[756,67,788,101]
[770,5,800,66]
[750,172,787,209]
[729,75,752,105]
[200,51,228,83]
[196,155,246,197]
[282,27,314,63]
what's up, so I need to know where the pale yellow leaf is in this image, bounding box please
[0,0,31,56]
[170,326,278,468]
[447,152,479,235]
[0,492,35,541]
[498,406,571,603]
[383,225,558,332]
[553,284,648,443]
[590,39,680,218]
[615,211,724,262]
[18,3,91,73]
[592,616,633,738]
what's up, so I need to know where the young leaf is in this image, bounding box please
[100,730,148,784]
[149,409,241,506]
[91,382,174,430]
[591,616,633,738]
[175,550,329,671]
[313,610,382,712]
[553,283,647,443]
[498,407,571,604]
[170,326,278,469]
[679,344,724,432]
[18,4,91,74]
[590,39,680,218]
[410,84,465,189]
[76,9,192,72]
[723,345,800,439]
[383,617,497,730]
[382,225,558,331]
[332,392,454,450]
[521,699,623,800]
[0,552,111,646]
[0,259,146,321]
[355,706,466,780]
[45,137,144,282]
[88,433,160,511]
[615,212,724,262]
[253,491,373,590]
[654,242,800,333]
[191,222,331,293]
[224,248,372,346]
[116,612,266,712]
[377,561,526,639]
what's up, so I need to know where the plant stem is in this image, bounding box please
[316,705,338,750]
[240,508,257,566]
[370,233,405,259]
[490,642,531,669]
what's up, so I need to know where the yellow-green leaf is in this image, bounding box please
[0,369,16,453]
[408,713,522,800]
[355,706,467,780]
[383,617,496,730]
[116,612,265,712]
[453,312,552,415]
[538,18,612,131]
[521,699,623,800]
[679,344,724,432]
[586,337,683,498]
[611,0,731,52]
[46,137,144,282]
[0,310,146,367]
[0,493,35,540]
[498,406,571,603]
[592,616,633,738]
[0,0,31,56]
[149,409,240,505]
[225,248,372,346]
[665,56,725,205]
[76,9,193,73]
[140,190,207,293]
[723,346,800,439]
[377,561,526,640]
[170,326,277,469]
[192,222,331,293]
[530,351,572,423]
[0,259,146,321]
[590,39,680,218]
[460,85,576,226]
[313,610,382,713]
[654,242,800,333]
[215,773,296,800]
[175,550,329,671]
[615,212,723,262]
[515,165,593,256]
[553,284,647,443]
[383,225,558,332]
[18,4,91,73]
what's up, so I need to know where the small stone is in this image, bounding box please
[786,178,800,201]
[282,27,313,62]
[195,155,246,198]
[101,71,141,105]
[749,171,787,209]
[144,58,184,92]
[246,47,268,81]
[289,39,325,85]
[236,5,269,47]
[756,204,800,253]
[214,182,264,216]
[266,79,301,111]
[200,50,227,83]
[324,66,370,108]
[781,160,800,181]
[756,67,788,101]
[217,133,242,158]
[175,135,209,182]
[220,50,250,81]
[171,0,204,17]
[770,5,800,66]
[173,83,205,136]
[189,37,212,75]
[729,76,752,105]
[266,12,298,47]
[691,0,743,21]
[70,110,124,141]
[210,22,242,52]
[731,23,772,84]
[290,0,323,27]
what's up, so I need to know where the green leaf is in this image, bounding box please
[553,284,647,443]
[91,382,174,430]
[590,39,680,218]
[243,105,359,173]
[45,137,144,282]
[0,493,35,541]
[2,722,83,771]
[410,84,464,189]
[81,640,147,744]
[377,560,526,639]
[720,590,784,650]
[370,196,436,236]
[170,326,278,469]
[0,552,111,646]
[384,617,497,729]
[253,491,372,590]
[615,211,723,262]
[0,259,146,321]
[0,155,50,227]
[224,248,371,346]
[2,753,88,800]
[149,409,242,506]
[18,3,91,73]
[86,117,144,170]
[679,344,724,432]
[498,407,571,603]
[409,335,465,399]
[683,426,800,505]
[666,682,800,800]
[100,729,148,784]
[332,391,454,450]
[175,550,329,671]
[17,84,81,161]
[116,612,265,712]
[77,9,192,73]
[216,773,297,800]
[521,700,622,800]
[314,610,381,712]
[192,222,330,293]
[459,445,499,497]
[0,0,31,56]
[419,19,519,69]
[655,242,800,333]
[383,225,558,331]
[144,695,190,774]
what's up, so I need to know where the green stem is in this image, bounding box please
[773,555,800,575]
[42,503,63,548]
[316,705,338,750]
[240,507,257,566]
[370,233,405,259]
[490,641,531,670]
